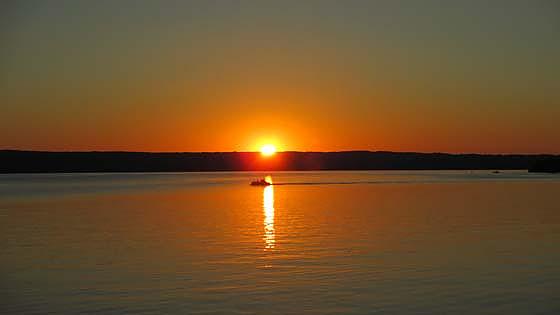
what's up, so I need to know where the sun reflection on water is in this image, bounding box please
[263,176,275,250]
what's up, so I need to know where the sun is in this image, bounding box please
[260,144,277,156]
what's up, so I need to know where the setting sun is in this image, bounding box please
[260,144,277,156]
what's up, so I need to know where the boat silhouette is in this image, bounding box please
[250,178,271,186]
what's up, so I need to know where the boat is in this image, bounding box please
[250,178,272,186]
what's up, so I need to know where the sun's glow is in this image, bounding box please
[260,144,277,156]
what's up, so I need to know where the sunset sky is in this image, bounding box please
[1,1,559,153]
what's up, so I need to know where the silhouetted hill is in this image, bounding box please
[1,150,557,173]
[528,158,560,173]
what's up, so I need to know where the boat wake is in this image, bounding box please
[270,181,412,186]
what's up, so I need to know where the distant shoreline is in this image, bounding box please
[1,150,558,174]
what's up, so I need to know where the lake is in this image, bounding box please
[1,171,559,314]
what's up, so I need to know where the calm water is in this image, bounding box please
[1,171,559,314]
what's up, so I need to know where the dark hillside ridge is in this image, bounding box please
[528,158,560,173]
[0,150,557,173]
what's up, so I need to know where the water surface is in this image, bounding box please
[1,171,559,314]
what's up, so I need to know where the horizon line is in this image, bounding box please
[1,149,558,156]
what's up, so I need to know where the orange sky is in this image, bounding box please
[1,2,559,153]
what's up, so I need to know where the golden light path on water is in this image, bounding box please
[263,176,275,249]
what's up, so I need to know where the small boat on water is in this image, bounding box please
[250,178,272,186]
